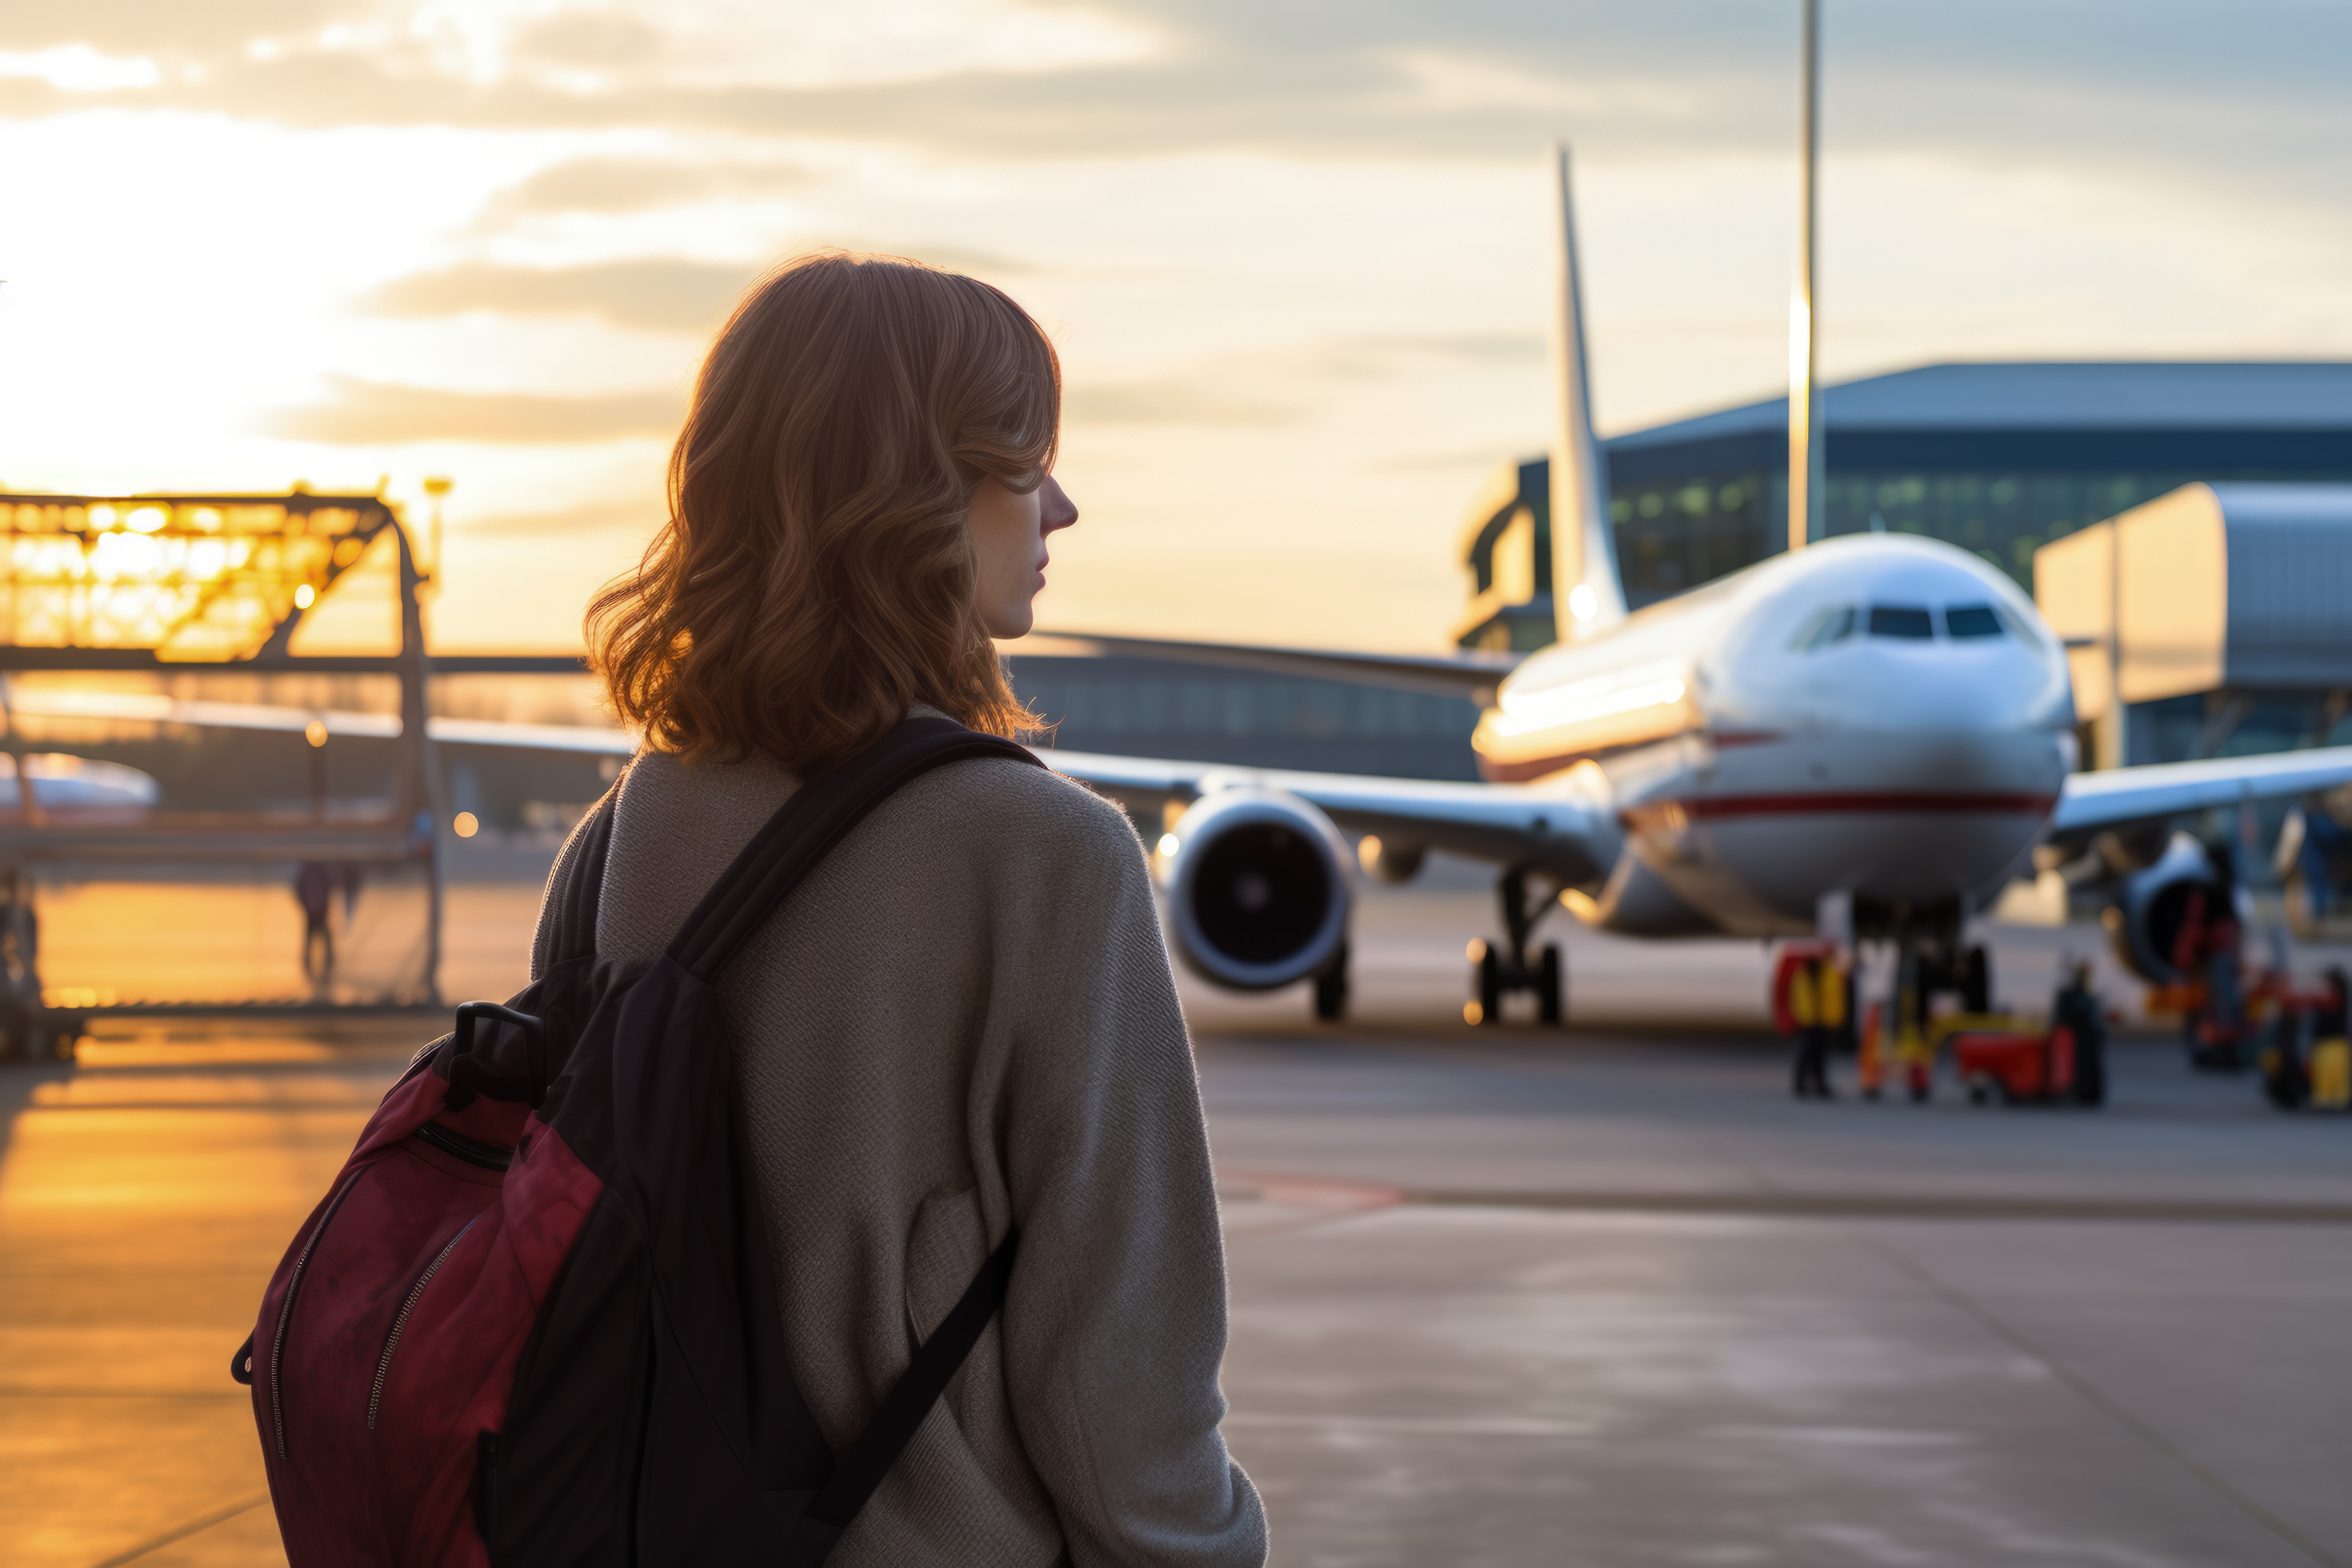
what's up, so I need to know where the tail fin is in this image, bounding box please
[1548,143,1626,639]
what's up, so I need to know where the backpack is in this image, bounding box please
[234,717,1042,1565]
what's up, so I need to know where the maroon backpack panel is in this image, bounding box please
[238,718,1039,1566]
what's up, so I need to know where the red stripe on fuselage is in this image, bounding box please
[1624,791,2057,827]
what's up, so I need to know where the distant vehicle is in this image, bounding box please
[0,752,159,812]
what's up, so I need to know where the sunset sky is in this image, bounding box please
[1,2,2348,652]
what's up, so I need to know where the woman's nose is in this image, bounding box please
[1040,476,1079,535]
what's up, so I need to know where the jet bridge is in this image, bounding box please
[0,490,451,1053]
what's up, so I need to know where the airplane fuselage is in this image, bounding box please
[1481,535,2077,937]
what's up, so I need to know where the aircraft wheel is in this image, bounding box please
[1313,944,1349,1022]
[1537,945,1563,1025]
[1961,945,1992,1014]
[1475,945,1502,1026]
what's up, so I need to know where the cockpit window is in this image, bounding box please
[1792,605,1855,651]
[1945,604,2004,639]
[1867,605,1934,640]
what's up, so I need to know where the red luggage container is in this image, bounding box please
[1953,1027,2075,1104]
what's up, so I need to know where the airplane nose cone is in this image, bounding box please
[1809,644,2072,737]
[1700,533,2077,742]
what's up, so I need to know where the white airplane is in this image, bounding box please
[1005,147,2352,1022]
[12,148,2347,1028]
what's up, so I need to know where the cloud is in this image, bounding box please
[363,259,756,334]
[1063,378,1299,427]
[479,154,816,218]
[363,246,1042,334]
[1056,333,1539,429]
[0,0,338,56]
[508,11,668,70]
[460,497,665,538]
[5,0,2333,223]
[1375,443,1524,473]
[4,2,2348,229]
[1308,332,1545,379]
[264,375,681,444]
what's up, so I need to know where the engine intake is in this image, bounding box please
[2107,831,2239,982]
[1160,789,1353,990]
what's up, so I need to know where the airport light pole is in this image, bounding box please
[1788,0,1824,553]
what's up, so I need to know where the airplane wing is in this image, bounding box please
[9,688,1620,877]
[1015,631,1521,703]
[1,688,636,754]
[2051,745,2352,835]
[1041,747,1616,883]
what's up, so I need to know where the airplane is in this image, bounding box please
[1001,146,2352,1026]
[10,147,2348,1034]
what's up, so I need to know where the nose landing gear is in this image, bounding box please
[1854,903,1987,1101]
[1466,866,1564,1026]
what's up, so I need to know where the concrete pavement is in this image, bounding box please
[5,884,2349,1565]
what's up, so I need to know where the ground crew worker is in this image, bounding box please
[2051,959,2107,1106]
[1789,951,1837,1099]
[2172,847,2247,1070]
[1856,997,1884,1099]
[293,860,335,983]
[1893,954,1933,1101]
[2313,966,2351,1111]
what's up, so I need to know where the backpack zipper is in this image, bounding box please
[415,1120,513,1172]
[270,1168,368,1459]
[367,1215,479,1430]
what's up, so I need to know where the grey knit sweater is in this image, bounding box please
[528,738,1266,1568]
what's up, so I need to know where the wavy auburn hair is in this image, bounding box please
[589,251,1057,774]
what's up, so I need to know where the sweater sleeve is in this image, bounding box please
[992,793,1268,1568]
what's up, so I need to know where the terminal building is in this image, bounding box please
[1457,361,2352,642]
[2036,481,2352,772]
[1002,653,1483,781]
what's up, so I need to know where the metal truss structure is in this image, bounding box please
[0,490,575,1052]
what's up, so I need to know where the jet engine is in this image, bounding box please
[2104,831,2242,982]
[1159,788,1353,990]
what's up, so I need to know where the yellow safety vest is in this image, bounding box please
[1814,959,1847,1028]
[1787,963,1818,1029]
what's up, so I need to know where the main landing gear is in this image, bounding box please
[1312,942,1349,1022]
[1467,866,1563,1026]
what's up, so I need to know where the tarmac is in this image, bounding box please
[4,865,2350,1566]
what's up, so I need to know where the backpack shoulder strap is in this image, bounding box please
[660,716,1039,1543]
[544,790,619,968]
[805,1228,1018,1533]
[665,716,1042,984]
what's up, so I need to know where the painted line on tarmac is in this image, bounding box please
[1400,1190,2352,1224]
[0,1387,247,1400]
[1224,1410,1598,1438]
[90,1493,269,1568]
[1880,1244,2344,1568]
[1221,1173,2352,1224]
